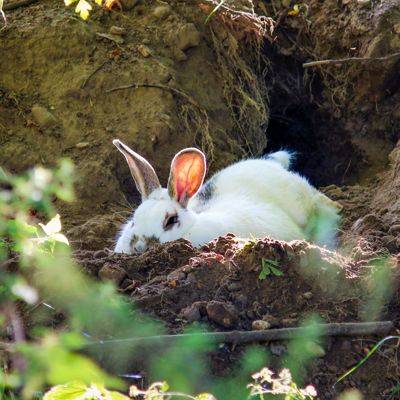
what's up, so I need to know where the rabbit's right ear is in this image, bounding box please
[168,148,206,208]
[113,139,161,200]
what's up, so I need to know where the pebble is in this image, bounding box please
[152,4,171,19]
[93,250,107,259]
[170,23,201,51]
[303,291,313,300]
[110,26,126,36]
[98,263,127,285]
[167,271,186,281]
[137,44,151,58]
[251,320,271,330]
[181,304,201,322]
[206,301,238,328]
[31,104,58,129]
[389,224,400,235]
[75,142,90,149]
[262,314,279,327]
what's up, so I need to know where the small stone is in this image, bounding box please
[105,126,114,133]
[206,301,238,328]
[262,314,279,327]
[31,105,58,129]
[167,271,186,281]
[153,4,171,19]
[270,343,286,356]
[181,304,201,322]
[75,142,90,149]
[168,23,201,52]
[303,291,313,300]
[98,263,127,285]
[93,250,107,259]
[389,224,400,235]
[110,26,126,36]
[251,320,271,330]
[137,44,151,58]
[246,310,255,319]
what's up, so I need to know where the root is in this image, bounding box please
[209,27,270,156]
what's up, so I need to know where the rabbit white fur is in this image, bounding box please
[113,140,340,254]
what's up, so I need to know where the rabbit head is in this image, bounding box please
[113,139,206,254]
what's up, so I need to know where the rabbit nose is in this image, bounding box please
[134,239,147,254]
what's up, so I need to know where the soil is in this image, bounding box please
[1,0,400,399]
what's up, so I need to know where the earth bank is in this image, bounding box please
[1,0,400,398]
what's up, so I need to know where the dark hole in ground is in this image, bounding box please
[264,53,362,187]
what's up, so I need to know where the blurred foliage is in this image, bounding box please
[0,162,322,400]
[2,158,392,399]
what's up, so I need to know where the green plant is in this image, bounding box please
[336,335,400,385]
[259,258,284,280]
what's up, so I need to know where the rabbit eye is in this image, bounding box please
[164,213,179,230]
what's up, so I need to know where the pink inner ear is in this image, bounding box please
[176,179,187,203]
[172,152,205,204]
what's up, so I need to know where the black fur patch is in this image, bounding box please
[196,178,215,203]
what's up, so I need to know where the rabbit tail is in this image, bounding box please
[265,150,294,170]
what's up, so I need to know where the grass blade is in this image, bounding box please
[335,335,400,385]
[205,0,225,24]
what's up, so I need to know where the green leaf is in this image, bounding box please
[264,258,279,266]
[269,265,284,277]
[43,382,87,400]
[258,264,270,280]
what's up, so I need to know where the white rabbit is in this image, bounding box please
[113,139,340,254]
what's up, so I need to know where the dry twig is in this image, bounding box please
[303,52,400,68]
[85,321,393,347]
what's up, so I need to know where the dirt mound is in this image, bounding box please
[74,234,399,398]
[76,235,396,330]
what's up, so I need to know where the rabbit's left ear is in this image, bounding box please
[168,148,206,208]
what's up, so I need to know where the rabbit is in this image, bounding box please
[112,139,340,254]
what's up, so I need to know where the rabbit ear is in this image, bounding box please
[113,139,160,200]
[168,148,206,208]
